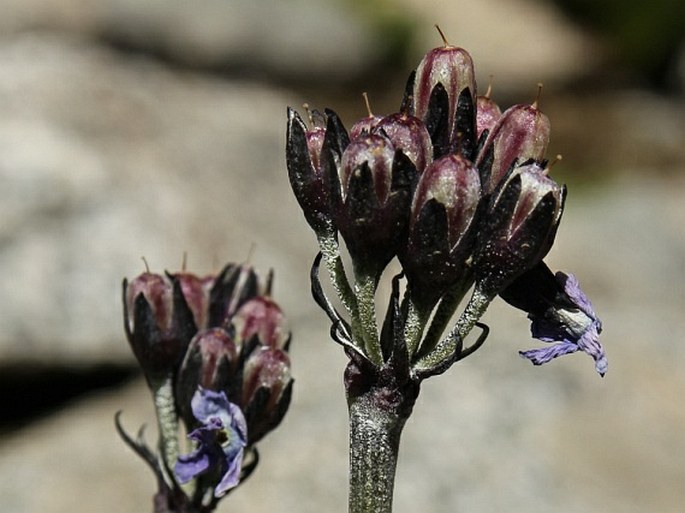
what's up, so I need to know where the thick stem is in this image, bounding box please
[347,390,411,513]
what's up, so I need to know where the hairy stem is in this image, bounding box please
[152,375,180,477]
[348,391,408,513]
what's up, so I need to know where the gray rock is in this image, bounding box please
[0,0,385,81]
[0,33,314,365]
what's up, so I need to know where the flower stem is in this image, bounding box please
[151,374,180,476]
[348,389,410,513]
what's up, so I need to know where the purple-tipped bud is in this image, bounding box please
[175,328,239,428]
[333,132,417,275]
[232,296,288,350]
[402,154,481,308]
[242,347,293,444]
[476,101,551,194]
[350,114,383,141]
[173,272,215,331]
[474,161,565,297]
[373,112,433,173]
[475,93,502,141]
[305,113,327,175]
[123,272,198,383]
[286,107,333,234]
[412,43,477,159]
[207,263,262,329]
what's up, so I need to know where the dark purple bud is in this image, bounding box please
[333,132,417,275]
[286,107,334,235]
[476,98,551,194]
[123,272,197,383]
[412,38,477,159]
[172,272,215,331]
[175,328,239,428]
[474,161,565,297]
[207,263,261,329]
[349,93,383,140]
[475,89,502,141]
[402,154,481,308]
[232,296,288,350]
[242,347,293,444]
[305,111,327,174]
[373,112,433,173]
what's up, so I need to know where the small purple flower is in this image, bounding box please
[175,388,247,497]
[520,272,607,376]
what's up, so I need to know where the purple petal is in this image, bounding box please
[557,272,596,320]
[519,340,578,366]
[175,447,213,484]
[215,447,244,497]
[225,401,248,443]
[576,322,607,376]
[191,388,233,426]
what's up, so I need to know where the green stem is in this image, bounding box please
[403,300,431,359]
[317,230,357,315]
[354,272,381,365]
[348,391,409,513]
[152,375,180,476]
[413,286,492,374]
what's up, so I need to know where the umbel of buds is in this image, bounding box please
[117,262,292,513]
[286,26,605,513]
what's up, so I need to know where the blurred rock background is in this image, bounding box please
[0,0,684,512]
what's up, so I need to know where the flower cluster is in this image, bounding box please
[286,30,605,392]
[118,263,292,512]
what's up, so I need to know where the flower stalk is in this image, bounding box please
[286,25,606,513]
[348,392,409,513]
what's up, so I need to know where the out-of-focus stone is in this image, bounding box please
[0,33,314,365]
[393,0,602,94]
[0,0,385,81]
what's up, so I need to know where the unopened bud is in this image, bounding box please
[232,296,288,350]
[474,161,565,297]
[123,272,197,383]
[413,41,476,159]
[475,93,502,141]
[242,347,293,444]
[476,101,551,194]
[333,132,417,275]
[373,112,433,173]
[402,154,481,308]
[175,327,238,428]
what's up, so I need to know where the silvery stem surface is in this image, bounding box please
[152,374,180,476]
[348,389,410,513]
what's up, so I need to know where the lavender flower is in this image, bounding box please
[175,388,248,497]
[518,272,607,376]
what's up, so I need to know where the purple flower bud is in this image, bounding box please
[286,107,333,234]
[373,112,433,173]
[173,272,215,331]
[412,42,477,159]
[232,296,288,350]
[175,328,239,427]
[402,154,481,308]
[332,132,417,275]
[207,263,262,329]
[475,91,502,141]
[242,347,293,444]
[476,100,551,194]
[305,114,327,175]
[350,111,383,141]
[123,272,197,383]
[474,161,565,297]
